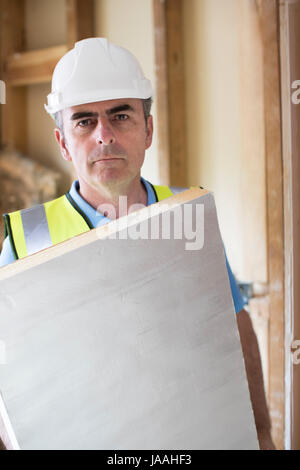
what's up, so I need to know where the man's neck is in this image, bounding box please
[77,176,148,219]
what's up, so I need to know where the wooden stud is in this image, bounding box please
[152,0,171,185]
[257,0,285,449]
[1,86,27,154]
[0,0,27,154]
[66,0,95,49]
[4,45,68,86]
[0,0,26,58]
[152,0,187,187]
[166,0,187,187]
[279,0,300,450]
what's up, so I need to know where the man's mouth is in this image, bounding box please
[93,157,123,163]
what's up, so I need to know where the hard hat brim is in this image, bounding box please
[45,86,153,115]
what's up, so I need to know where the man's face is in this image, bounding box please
[55,98,153,192]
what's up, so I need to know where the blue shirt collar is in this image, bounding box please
[68,177,157,228]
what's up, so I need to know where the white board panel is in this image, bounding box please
[0,191,258,449]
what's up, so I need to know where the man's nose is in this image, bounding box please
[95,119,115,145]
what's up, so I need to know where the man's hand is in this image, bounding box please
[237,308,276,450]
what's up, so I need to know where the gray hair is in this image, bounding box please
[53,97,152,137]
[142,97,153,121]
[53,110,64,134]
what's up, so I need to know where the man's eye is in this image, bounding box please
[114,114,128,121]
[78,119,93,127]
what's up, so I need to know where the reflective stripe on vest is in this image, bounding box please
[4,184,189,260]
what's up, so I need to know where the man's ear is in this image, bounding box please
[145,115,153,150]
[54,128,72,162]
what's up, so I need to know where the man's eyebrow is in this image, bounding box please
[106,104,135,115]
[70,111,98,121]
[70,104,135,121]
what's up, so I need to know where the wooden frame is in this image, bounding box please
[258,0,285,449]
[66,0,94,50]
[0,0,27,154]
[152,0,187,186]
[4,45,68,86]
[0,0,94,152]
[152,1,170,185]
[279,0,300,450]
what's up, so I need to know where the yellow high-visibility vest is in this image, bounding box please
[3,184,193,260]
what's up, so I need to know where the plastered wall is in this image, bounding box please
[183,0,267,283]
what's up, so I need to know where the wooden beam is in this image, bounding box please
[258,0,285,449]
[152,0,187,187]
[4,45,68,86]
[0,0,26,445]
[152,0,171,185]
[280,0,300,450]
[0,0,27,154]
[66,0,95,49]
[0,0,26,58]
[166,0,187,187]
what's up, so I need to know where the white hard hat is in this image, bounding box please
[45,37,153,115]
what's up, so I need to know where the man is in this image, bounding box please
[0,38,274,449]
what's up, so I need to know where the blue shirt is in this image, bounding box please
[0,178,245,313]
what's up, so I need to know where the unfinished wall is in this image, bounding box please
[25,0,70,192]
[183,0,267,284]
